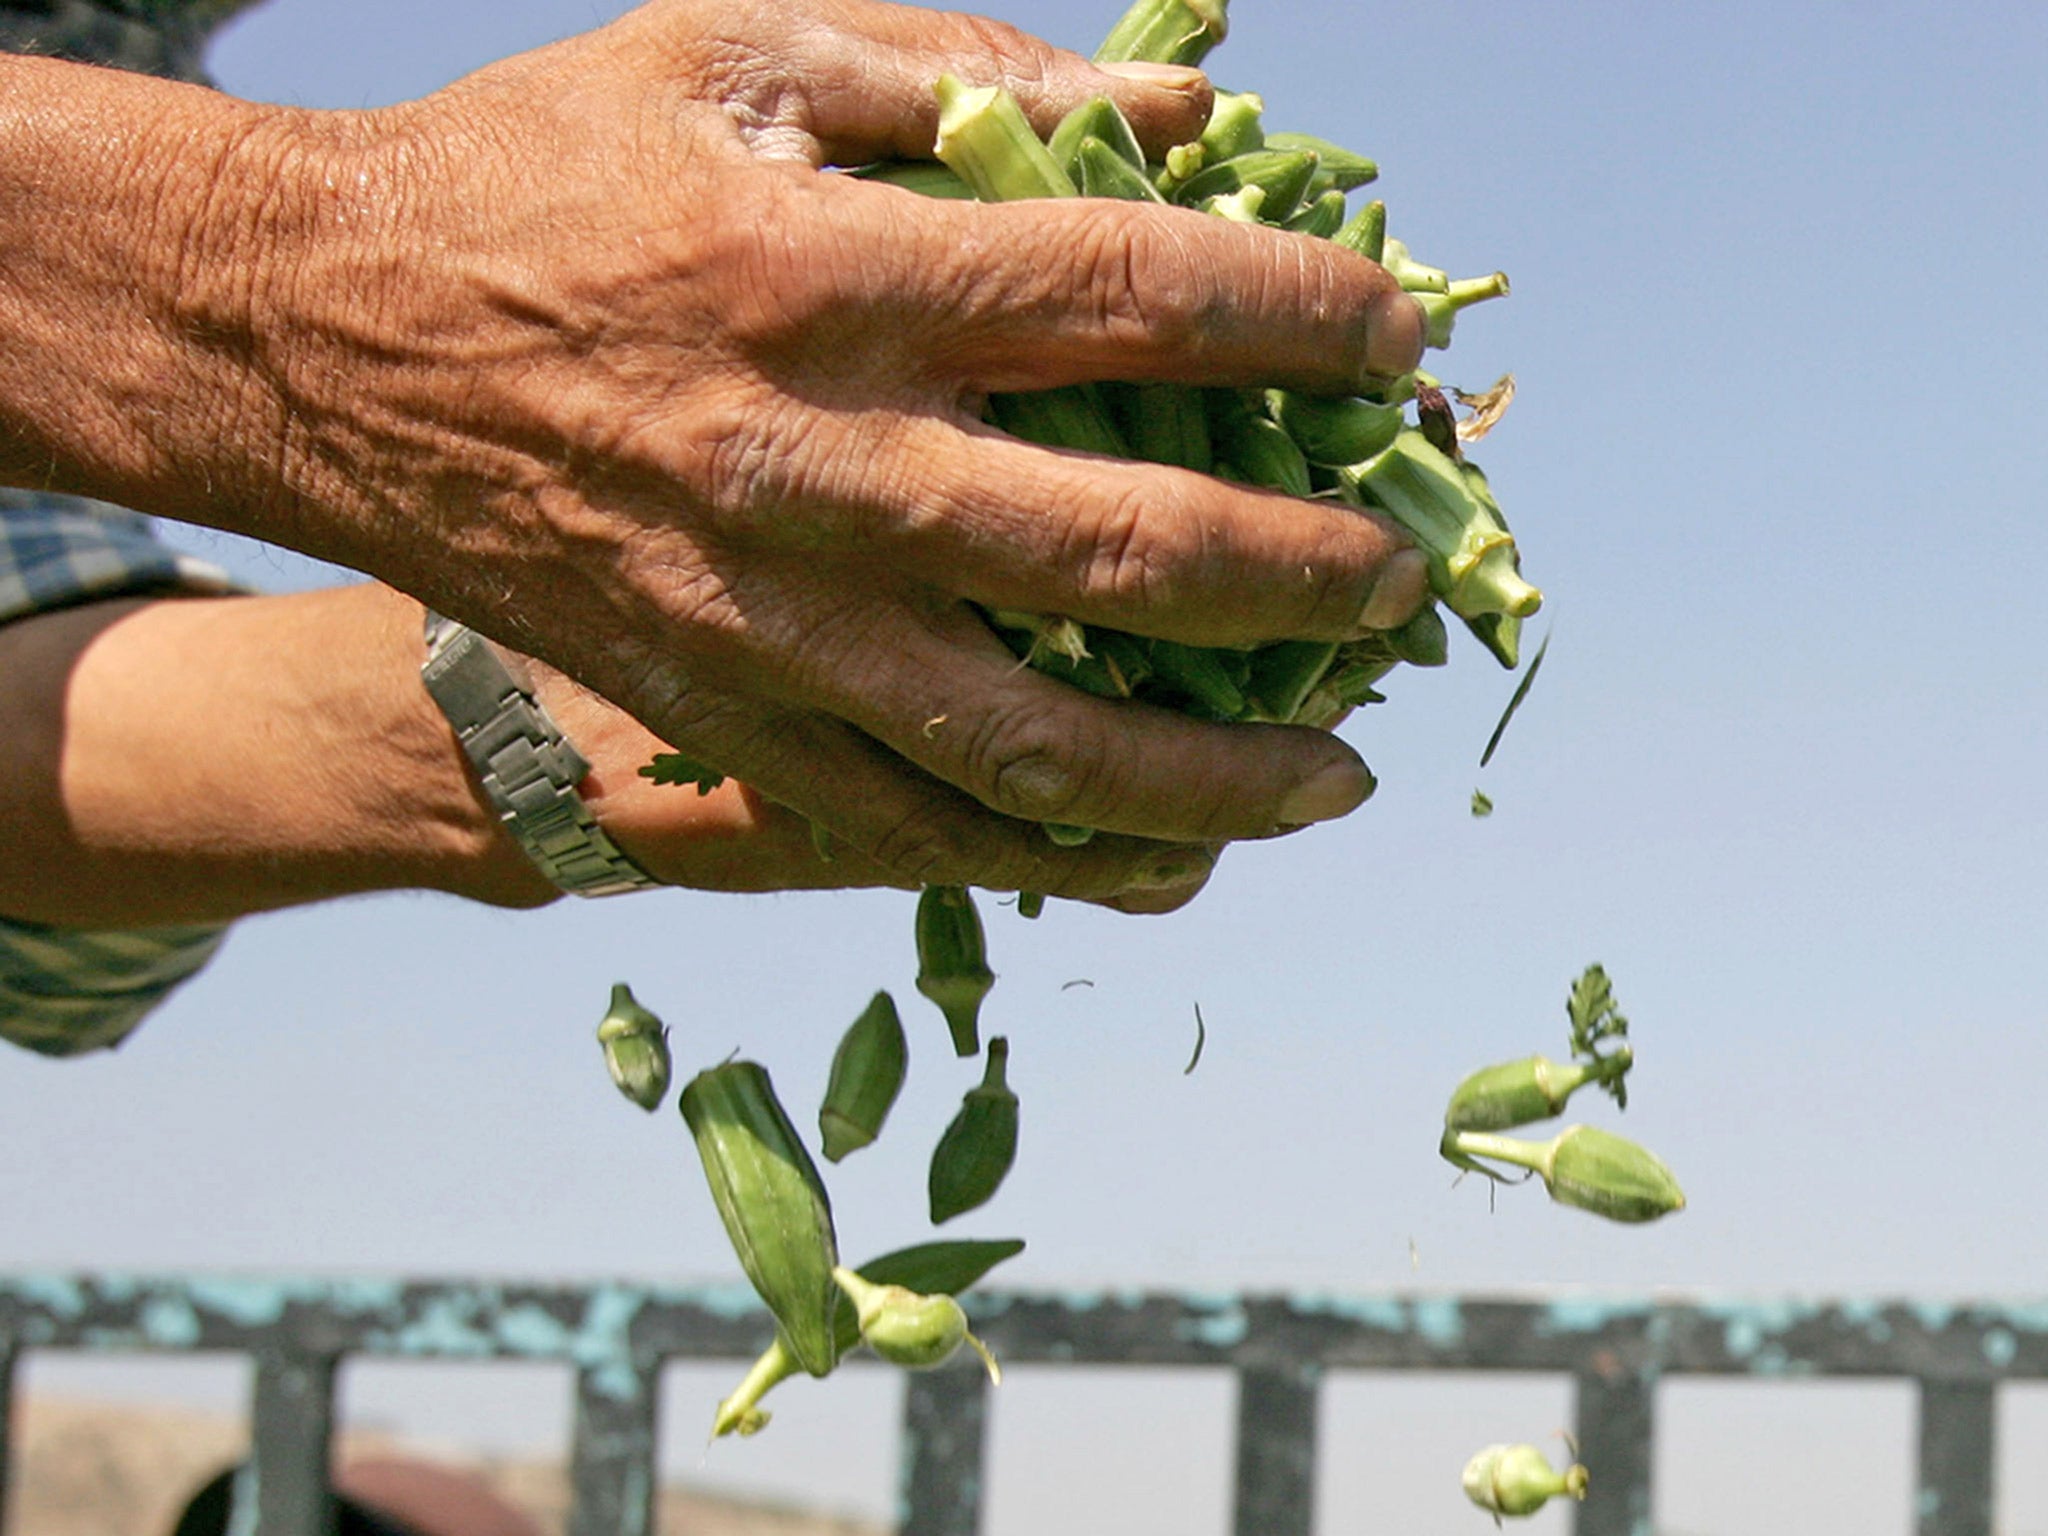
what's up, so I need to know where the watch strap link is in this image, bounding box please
[421,615,660,898]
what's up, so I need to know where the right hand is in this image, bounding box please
[196,0,1431,902]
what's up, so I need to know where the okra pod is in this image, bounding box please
[1076,135,1169,203]
[929,1036,1021,1223]
[851,160,975,199]
[933,75,1076,200]
[1110,382,1213,471]
[1244,640,1339,724]
[680,1061,842,1377]
[915,885,995,1058]
[1344,431,1540,625]
[1333,198,1387,264]
[1384,605,1449,667]
[1267,388,1405,467]
[1048,95,1146,178]
[1282,188,1349,239]
[1442,1051,1631,1134]
[1173,147,1320,224]
[831,1266,1001,1380]
[1263,130,1378,192]
[1198,89,1265,161]
[1092,0,1227,67]
[818,991,909,1162]
[1208,391,1313,497]
[1444,1124,1685,1224]
[1146,638,1249,721]
[987,384,1129,457]
[595,982,671,1112]
[1463,1444,1589,1520]
[712,1237,1025,1437]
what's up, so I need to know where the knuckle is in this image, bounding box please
[963,700,1119,827]
[1063,474,1189,612]
[949,13,1058,90]
[1072,205,1215,354]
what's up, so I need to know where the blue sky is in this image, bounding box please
[6,2,2048,1532]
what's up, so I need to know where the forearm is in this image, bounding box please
[0,583,559,926]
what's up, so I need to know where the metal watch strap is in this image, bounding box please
[420,612,660,898]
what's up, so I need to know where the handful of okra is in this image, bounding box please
[875,1,1539,776]
[621,0,1592,1440]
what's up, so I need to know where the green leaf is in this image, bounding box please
[639,753,727,794]
[1566,963,1631,1109]
[1470,789,1495,818]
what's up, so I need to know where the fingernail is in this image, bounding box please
[1362,289,1427,382]
[1098,60,1209,92]
[1276,759,1376,826]
[1355,547,1431,633]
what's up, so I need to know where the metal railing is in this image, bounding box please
[2,1275,2037,1535]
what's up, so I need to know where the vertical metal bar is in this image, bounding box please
[1232,1362,1319,1536]
[1916,1379,1995,1536]
[1573,1367,1655,1536]
[567,1362,660,1536]
[241,1350,337,1536]
[898,1363,991,1536]
[0,1344,17,1532]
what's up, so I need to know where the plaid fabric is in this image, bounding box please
[0,491,242,1056]
[1,7,260,1054]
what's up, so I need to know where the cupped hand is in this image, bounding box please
[226,0,1428,902]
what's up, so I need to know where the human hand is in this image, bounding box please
[135,0,1428,901]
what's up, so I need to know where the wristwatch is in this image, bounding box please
[420,611,660,897]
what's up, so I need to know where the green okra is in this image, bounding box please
[1109,382,1212,471]
[1198,89,1265,161]
[1049,96,1146,178]
[1267,388,1405,467]
[1282,188,1350,239]
[1333,199,1387,264]
[1093,0,1228,67]
[1385,605,1450,667]
[1442,1051,1632,1134]
[1444,1124,1685,1224]
[1245,640,1340,723]
[1076,135,1169,203]
[681,1061,842,1377]
[987,383,1129,457]
[1208,392,1313,497]
[929,1036,1021,1223]
[1263,130,1378,193]
[1344,431,1540,627]
[595,982,671,1113]
[1173,147,1320,224]
[1146,638,1249,721]
[1200,185,1267,223]
[712,1237,1025,1437]
[831,1266,1002,1379]
[1462,1443,1589,1521]
[818,991,909,1162]
[933,75,1076,201]
[915,885,995,1058]
[850,160,975,199]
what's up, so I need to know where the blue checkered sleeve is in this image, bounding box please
[1,490,242,1056]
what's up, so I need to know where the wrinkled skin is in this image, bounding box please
[170,0,1432,903]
